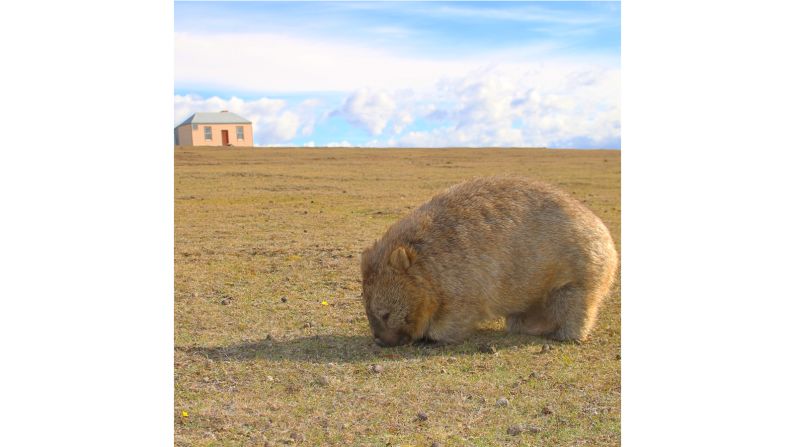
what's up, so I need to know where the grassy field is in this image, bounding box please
[174,147,621,446]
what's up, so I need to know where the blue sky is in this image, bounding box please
[175,1,621,148]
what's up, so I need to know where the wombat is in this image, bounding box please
[360,176,618,346]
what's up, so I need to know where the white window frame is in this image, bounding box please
[236,126,244,140]
[204,126,212,141]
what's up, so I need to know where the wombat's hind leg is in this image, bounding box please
[545,283,603,342]
[506,303,558,336]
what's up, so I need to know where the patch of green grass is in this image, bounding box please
[175,147,621,446]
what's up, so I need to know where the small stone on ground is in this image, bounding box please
[507,425,524,436]
[478,344,497,354]
[496,397,509,407]
[417,411,429,421]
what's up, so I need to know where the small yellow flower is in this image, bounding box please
[181,411,189,418]
[321,301,329,306]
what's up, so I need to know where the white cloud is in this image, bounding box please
[176,32,462,92]
[266,111,300,142]
[326,140,353,147]
[392,110,414,134]
[359,64,620,148]
[430,4,611,26]
[174,32,605,93]
[333,88,397,135]
[296,99,321,136]
[365,25,415,38]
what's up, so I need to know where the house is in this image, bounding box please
[174,111,253,147]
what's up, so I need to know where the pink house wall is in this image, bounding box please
[176,123,254,147]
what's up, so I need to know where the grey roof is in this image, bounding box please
[176,111,251,127]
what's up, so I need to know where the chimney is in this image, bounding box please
[220,110,228,113]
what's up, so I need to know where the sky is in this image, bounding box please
[174,1,620,148]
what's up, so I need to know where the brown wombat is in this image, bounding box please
[360,176,617,346]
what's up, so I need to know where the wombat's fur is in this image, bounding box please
[361,177,617,346]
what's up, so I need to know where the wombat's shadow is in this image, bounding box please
[178,330,563,364]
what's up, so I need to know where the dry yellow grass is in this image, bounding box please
[175,146,620,446]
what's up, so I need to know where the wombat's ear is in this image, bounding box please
[389,246,416,272]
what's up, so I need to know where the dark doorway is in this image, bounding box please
[221,130,229,146]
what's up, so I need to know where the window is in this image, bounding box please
[204,126,212,140]
[236,126,244,140]
[192,124,197,130]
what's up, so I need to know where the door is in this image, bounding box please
[221,130,229,146]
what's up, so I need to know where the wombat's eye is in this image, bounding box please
[381,312,390,322]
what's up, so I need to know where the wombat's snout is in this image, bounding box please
[366,307,412,347]
[373,331,411,348]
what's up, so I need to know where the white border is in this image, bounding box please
[623,0,794,445]
[1,0,173,445]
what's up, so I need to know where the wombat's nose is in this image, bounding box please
[374,337,387,347]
